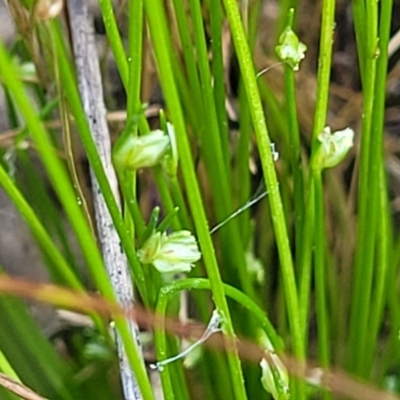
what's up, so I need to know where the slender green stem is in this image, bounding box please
[364,0,392,375]
[365,166,390,372]
[127,0,143,120]
[299,177,315,340]
[282,23,304,270]
[280,10,304,268]
[0,38,155,400]
[144,1,248,397]
[123,0,144,243]
[98,0,128,89]
[236,82,252,246]
[313,174,330,400]
[348,0,390,376]
[304,0,335,371]
[0,164,82,289]
[310,0,335,146]
[50,20,148,304]
[209,0,229,166]
[184,0,256,300]
[154,278,283,398]
[222,0,304,370]
[348,0,380,374]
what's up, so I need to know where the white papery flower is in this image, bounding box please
[137,230,201,274]
[114,130,170,171]
[312,126,354,171]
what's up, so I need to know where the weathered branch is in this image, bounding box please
[65,1,143,398]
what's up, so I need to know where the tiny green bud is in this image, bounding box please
[258,331,289,400]
[275,26,307,71]
[114,130,170,171]
[260,355,290,400]
[137,230,201,274]
[312,126,354,171]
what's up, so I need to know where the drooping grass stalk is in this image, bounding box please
[143,2,248,398]
[221,0,304,384]
[154,278,283,395]
[157,279,283,349]
[347,0,380,375]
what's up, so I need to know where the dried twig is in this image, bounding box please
[65,1,143,398]
[0,373,49,400]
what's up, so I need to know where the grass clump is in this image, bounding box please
[0,0,398,399]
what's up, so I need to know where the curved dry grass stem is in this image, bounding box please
[0,274,397,400]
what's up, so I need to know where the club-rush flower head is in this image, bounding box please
[258,331,290,400]
[260,356,290,400]
[312,126,354,171]
[114,129,170,171]
[275,26,307,71]
[137,230,201,274]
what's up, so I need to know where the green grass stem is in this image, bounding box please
[143,1,248,397]
[221,1,304,392]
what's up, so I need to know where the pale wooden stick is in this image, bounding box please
[65,1,143,398]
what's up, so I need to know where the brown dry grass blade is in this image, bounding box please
[0,274,398,400]
[0,373,49,400]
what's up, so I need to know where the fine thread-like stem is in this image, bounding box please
[153,278,283,398]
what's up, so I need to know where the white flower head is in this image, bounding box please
[260,355,290,400]
[312,126,354,171]
[114,130,170,171]
[137,230,201,274]
[275,26,307,71]
[258,330,289,400]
